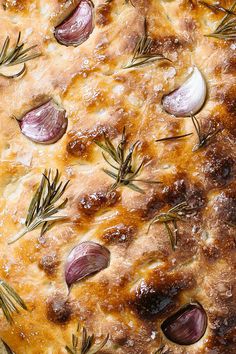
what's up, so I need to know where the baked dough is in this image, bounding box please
[0,0,235,353]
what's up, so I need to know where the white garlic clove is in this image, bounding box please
[162,66,207,117]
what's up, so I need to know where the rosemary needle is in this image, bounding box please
[124,18,170,69]
[8,169,69,245]
[200,1,236,15]
[148,202,190,250]
[191,115,221,151]
[0,32,41,78]
[203,0,236,40]
[0,279,27,324]
[154,344,165,354]
[65,324,109,354]
[1,339,15,354]
[155,133,193,142]
[95,128,161,194]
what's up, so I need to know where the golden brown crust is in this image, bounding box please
[0,0,235,353]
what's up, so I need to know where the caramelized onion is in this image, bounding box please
[19,99,68,144]
[162,66,207,117]
[54,0,94,47]
[65,241,110,287]
[161,303,207,345]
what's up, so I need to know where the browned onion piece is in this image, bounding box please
[161,303,207,345]
[65,241,110,287]
[54,0,94,47]
[19,99,68,144]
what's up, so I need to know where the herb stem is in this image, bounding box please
[8,227,28,245]
[95,128,160,193]
[124,18,170,69]
[0,32,41,78]
[8,169,69,245]
[0,280,27,324]
[155,133,193,142]
[204,0,236,40]
[148,202,190,250]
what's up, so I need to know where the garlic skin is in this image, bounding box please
[162,66,207,117]
[54,0,94,47]
[65,241,110,287]
[161,303,207,345]
[19,99,68,144]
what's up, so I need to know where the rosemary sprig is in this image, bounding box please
[155,132,192,142]
[148,202,189,250]
[95,128,161,194]
[65,325,109,354]
[204,1,236,40]
[191,115,221,151]
[1,339,15,354]
[0,32,41,78]
[226,221,236,228]
[66,322,80,354]
[200,1,236,15]
[154,344,165,354]
[124,19,170,69]
[0,279,27,324]
[8,169,69,245]
[125,0,135,7]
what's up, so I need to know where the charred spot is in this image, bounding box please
[141,192,164,219]
[214,86,236,122]
[66,125,118,158]
[215,56,236,76]
[221,87,236,116]
[204,146,234,187]
[131,275,194,320]
[46,295,72,324]
[2,0,30,11]
[39,253,59,276]
[225,55,236,74]
[67,138,88,157]
[141,176,205,220]
[133,282,175,319]
[101,223,135,245]
[162,178,206,211]
[114,335,128,347]
[213,88,236,136]
[213,188,236,226]
[96,2,112,27]
[212,315,236,346]
[181,0,198,10]
[163,179,186,205]
[78,190,120,216]
[202,245,221,262]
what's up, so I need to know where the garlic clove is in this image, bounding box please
[161,303,207,345]
[65,241,110,287]
[0,63,26,78]
[19,99,68,144]
[162,66,207,117]
[54,0,94,47]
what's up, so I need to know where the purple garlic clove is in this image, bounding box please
[65,241,110,288]
[19,99,67,144]
[54,0,94,47]
[161,303,207,345]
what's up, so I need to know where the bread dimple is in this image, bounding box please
[0,0,235,353]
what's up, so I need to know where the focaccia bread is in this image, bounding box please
[0,0,235,353]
